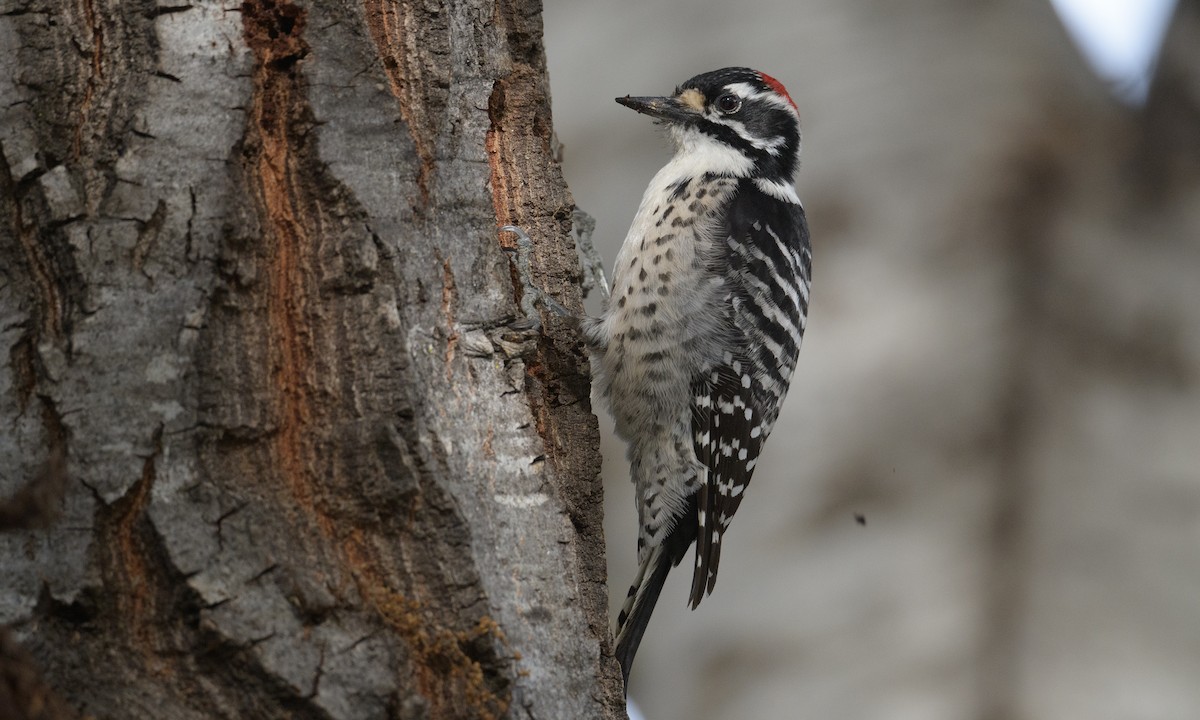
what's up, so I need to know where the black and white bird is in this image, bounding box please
[583,67,813,688]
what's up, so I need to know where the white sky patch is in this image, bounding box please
[627,697,646,720]
[1050,0,1177,105]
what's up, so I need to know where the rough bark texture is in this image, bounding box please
[0,1,624,718]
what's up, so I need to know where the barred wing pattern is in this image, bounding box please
[688,185,811,606]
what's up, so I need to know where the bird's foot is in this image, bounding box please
[499,225,572,332]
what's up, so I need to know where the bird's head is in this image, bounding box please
[617,67,802,182]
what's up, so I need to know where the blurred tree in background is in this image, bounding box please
[546,0,1200,718]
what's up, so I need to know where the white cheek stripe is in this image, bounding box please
[719,118,787,155]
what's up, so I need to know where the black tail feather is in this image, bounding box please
[613,494,699,692]
[614,546,673,690]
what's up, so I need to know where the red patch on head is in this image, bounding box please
[757,71,798,112]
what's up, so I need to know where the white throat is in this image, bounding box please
[664,125,755,181]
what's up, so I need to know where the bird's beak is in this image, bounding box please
[615,95,698,124]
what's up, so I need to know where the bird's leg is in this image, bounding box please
[499,225,572,331]
[572,208,611,304]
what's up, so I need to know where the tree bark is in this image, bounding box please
[0,1,624,718]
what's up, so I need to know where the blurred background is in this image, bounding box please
[543,1,1200,718]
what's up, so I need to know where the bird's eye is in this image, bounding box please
[716,94,741,114]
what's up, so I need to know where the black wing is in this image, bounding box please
[688,181,811,606]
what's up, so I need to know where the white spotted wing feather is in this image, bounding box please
[688,185,811,605]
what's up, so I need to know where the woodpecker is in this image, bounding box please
[583,68,813,688]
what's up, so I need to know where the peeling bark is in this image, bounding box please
[0,0,623,717]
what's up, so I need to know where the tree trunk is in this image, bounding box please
[0,1,624,718]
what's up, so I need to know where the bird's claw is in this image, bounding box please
[499,225,573,330]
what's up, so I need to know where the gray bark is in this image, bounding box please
[0,1,624,718]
